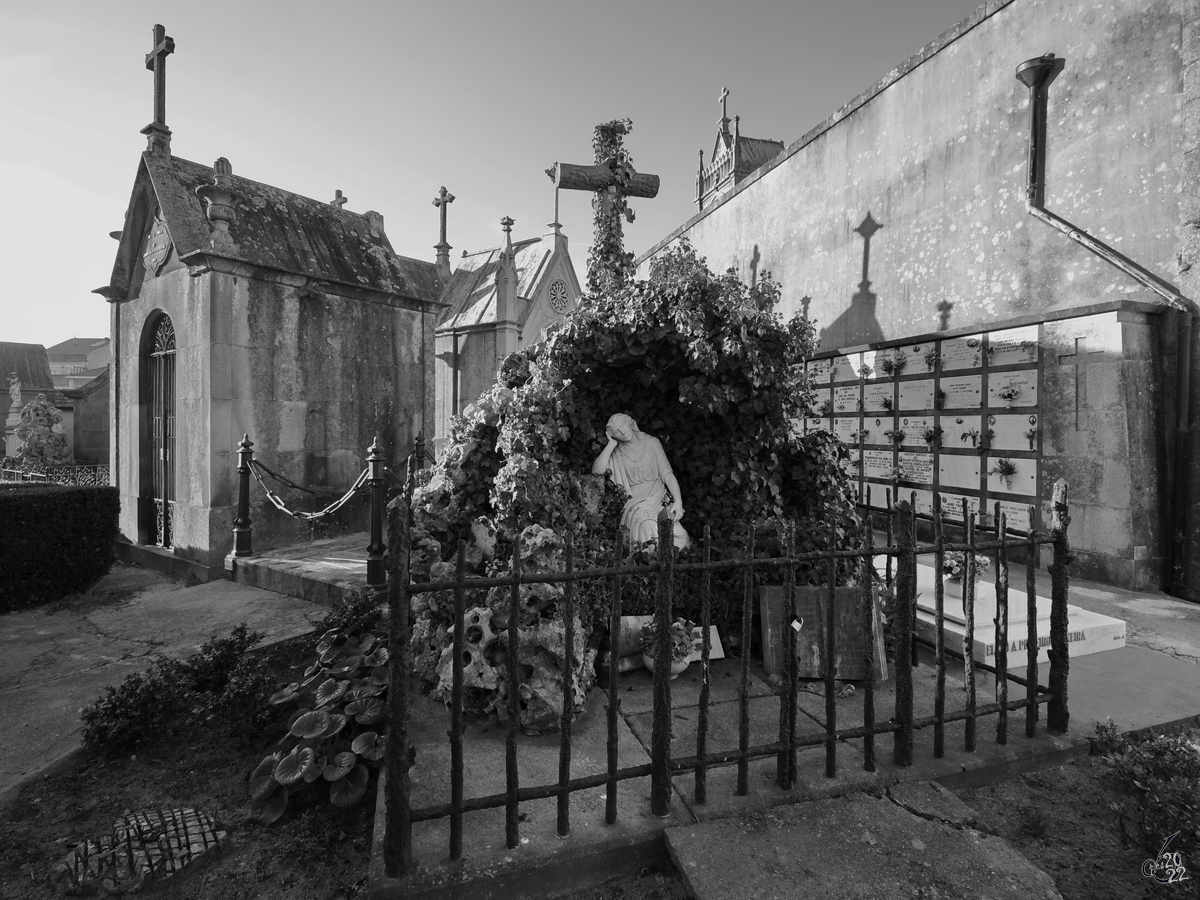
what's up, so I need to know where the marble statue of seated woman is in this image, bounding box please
[591,413,690,550]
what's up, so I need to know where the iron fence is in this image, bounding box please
[380,478,1073,877]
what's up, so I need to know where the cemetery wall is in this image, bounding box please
[114,264,433,573]
[434,328,499,449]
[637,0,1192,594]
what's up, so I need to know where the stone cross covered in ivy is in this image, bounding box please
[546,119,660,295]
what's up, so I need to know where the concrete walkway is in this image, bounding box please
[0,562,329,805]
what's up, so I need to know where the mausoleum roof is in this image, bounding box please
[0,343,55,394]
[102,153,443,306]
[436,238,553,330]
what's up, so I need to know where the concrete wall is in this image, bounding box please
[434,328,498,449]
[114,260,434,572]
[637,0,1190,593]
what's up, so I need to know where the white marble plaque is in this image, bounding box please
[995,500,1035,533]
[862,416,890,446]
[833,384,860,413]
[831,353,859,383]
[942,334,984,371]
[988,370,1038,408]
[911,489,934,517]
[898,415,934,444]
[899,343,930,374]
[863,449,894,479]
[987,413,1039,452]
[861,349,885,380]
[940,375,982,409]
[810,388,833,417]
[939,492,982,523]
[834,417,859,442]
[939,455,981,490]
[865,482,890,509]
[805,417,831,434]
[806,358,833,385]
[876,348,911,378]
[987,325,1040,367]
[940,415,985,450]
[898,451,934,484]
[899,378,935,410]
[863,383,893,413]
[985,455,1036,495]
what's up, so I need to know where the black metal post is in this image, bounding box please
[232,434,253,557]
[650,511,674,817]
[1048,479,1071,733]
[366,438,386,588]
[892,500,914,767]
[383,503,413,877]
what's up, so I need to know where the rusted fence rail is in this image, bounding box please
[382,479,1072,877]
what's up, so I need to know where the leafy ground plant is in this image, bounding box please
[250,615,390,824]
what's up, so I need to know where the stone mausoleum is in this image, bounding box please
[639,0,1200,600]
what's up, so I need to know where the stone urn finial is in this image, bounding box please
[196,157,244,253]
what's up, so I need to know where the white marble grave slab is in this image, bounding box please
[938,492,981,523]
[987,325,1040,367]
[940,415,985,451]
[995,500,1036,533]
[941,334,984,371]
[987,370,1038,408]
[899,378,935,410]
[939,455,980,490]
[985,455,1036,495]
[899,451,934,484]
[987,413,1039,452]
[831,353,859,383]
[863,383,893,413]
[834,417,858,442]
[877,348,911,378]
[805,416,831,434]
[861,349,885,380]
[862,416,891,445]
[910,340,942,374]
[863,449,894,479]
[810,388,833,417]
[940,375,982,409]
[806,358,833,385]
[833,384,860,413]
[898,415,934,445]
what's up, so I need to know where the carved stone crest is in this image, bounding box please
[143,213,172,276]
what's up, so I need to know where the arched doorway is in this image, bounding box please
[141,313,176,548]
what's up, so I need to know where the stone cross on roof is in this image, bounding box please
[433,186,455,280]
[330,190,348,209]
[142,24,175,155]
[719,86,731,134]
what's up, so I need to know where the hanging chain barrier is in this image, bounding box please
[247,459,368,521]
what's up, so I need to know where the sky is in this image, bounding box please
[1,0,988,348]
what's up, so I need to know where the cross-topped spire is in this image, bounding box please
[141,24,175,155]
[500,215,514,257]
[330,190,348,209]
[432,186,455,280]
[718,86,731,134]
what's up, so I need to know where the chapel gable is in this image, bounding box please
[696,88,785,212]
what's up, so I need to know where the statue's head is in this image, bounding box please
[606,413,639,442]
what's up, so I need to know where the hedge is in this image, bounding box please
[0,484,120,613]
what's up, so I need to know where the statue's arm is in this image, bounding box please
[592,438,619,475]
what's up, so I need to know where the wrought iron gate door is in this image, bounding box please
[148,316,176,548]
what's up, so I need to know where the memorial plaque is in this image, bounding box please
[942,334,984,371]
[861,349,885,380]
[833,384,860,413]
[940,415,985,450]
[865,482,891,509]
[834,417,859,442]
[810,387,833,417]
[898,451,934,484]
[863,449,895,479]
[898,415,934,445]
[939,455,980,490]
[940,375,982,409]
[899,378,934,410]
[988,370,1038,408]
[806,358,833,385]
[863,383,893,413]
[987,325,1039,367]
[862,416,890,446]
[911,489,934,517]
[939,492,982,524]
[899,342,930,374]
[988,413,1039,452]
[806,416,831,434]
[831,353,859,383]
[995,500,1035,533]
[985,455,1036,495]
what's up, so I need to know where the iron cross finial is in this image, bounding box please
[145,24,175,128]
[331,189,348,209]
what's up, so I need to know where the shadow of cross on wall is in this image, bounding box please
[818,212,888,351]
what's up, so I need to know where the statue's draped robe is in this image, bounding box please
[607,436,687,546]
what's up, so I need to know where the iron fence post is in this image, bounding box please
[383,501,413,877]
[650,510,674,817]
[232,434,253,557]
[1048,479,1071,733]
[366,438,386,589]
[892,500,915,767]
